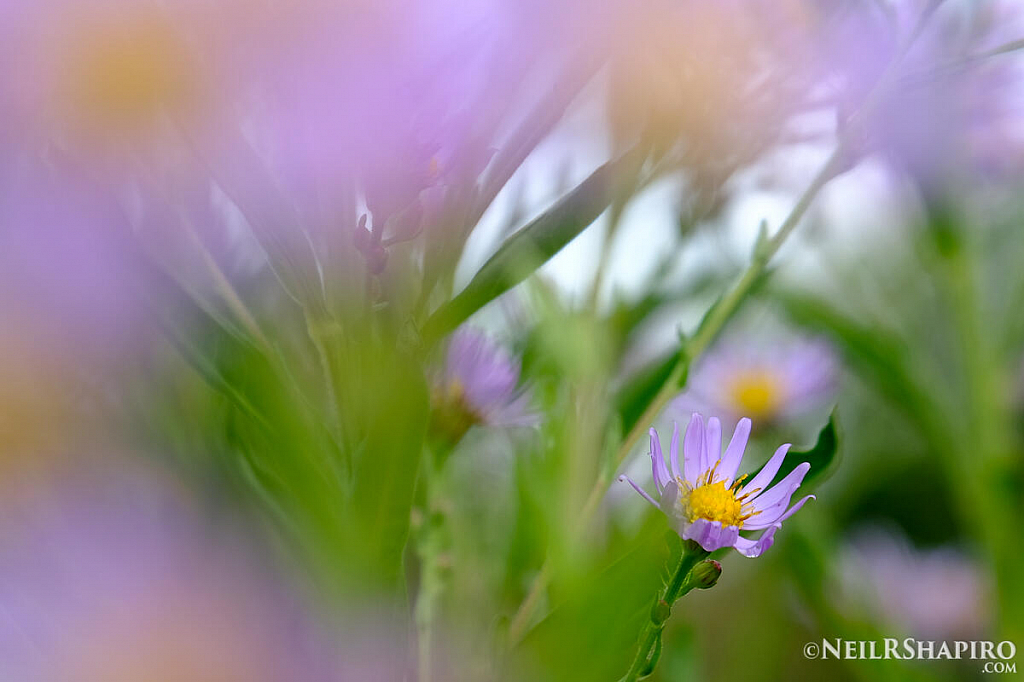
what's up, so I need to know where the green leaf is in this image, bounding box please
[776,289,949,452]
[423,145,646,343]
[614,352,678,435]
[346,345,430,588]
[774,410,841,491]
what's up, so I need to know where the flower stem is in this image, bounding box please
[414,447,450,682]
[619,541,710,682]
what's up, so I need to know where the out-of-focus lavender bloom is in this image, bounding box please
[620,413,814,557]
[0,0,227,165]
[0,161,151,358]
[673,334,838,427]
[0,165,149,455]
[837,528,992,640]
[0,469,354,682]
[820,0,1024,189]
[432,328,536,442]
[235,0,596,232]
[608,0,821,163]
[0,0,274,304]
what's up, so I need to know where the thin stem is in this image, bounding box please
[901,36,1024,88]
[586,200,627,311]
[971,36,1024,61]
[416,584,435,682]
[619,542,709,682]
[416,572,435,682]
[414,447,451,682]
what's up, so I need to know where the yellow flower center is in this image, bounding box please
[430,378,479,443]
[54,12,198,135]
[680,464,760,528]
[728,370,781,419]
[445,378,466,404]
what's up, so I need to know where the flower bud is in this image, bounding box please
[689,559,722,590]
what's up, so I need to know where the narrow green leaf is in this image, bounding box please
[347,347,430,588]
[423,145,646,343]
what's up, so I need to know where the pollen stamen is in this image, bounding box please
[735,487,761,502]
[680,467,761,529]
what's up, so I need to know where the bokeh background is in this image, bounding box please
[1,0,1022,680]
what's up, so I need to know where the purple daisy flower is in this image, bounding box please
[432,329,536,441]
[619,413,814,557]
[837,528,992,640]
[673,334,838,426]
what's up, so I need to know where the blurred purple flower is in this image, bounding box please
[0,0,227,163]
[0,160,152,359]
[837,528,992,640]
[821,0,1024,189]
[0,469,354,682]
[432,328,536,441]
[673,334,838,427]
[237,0,591,230]
[620,413,814,557]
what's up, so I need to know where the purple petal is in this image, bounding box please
[704,417,722,477]
[484,390,539,427]
[749,462,811,514]
[733,527,778,558]
[745,494,815,530]
[680,518,717,549]
[659,479,680,518]
[680,519,739,552]
[669,421,683,482]
[650,428,670,494]
[739,443,791,498]
[445,328,523,418]
[618,474,659,509]
[682,413,704,485]
[719,417,751,485]
[717,524,740,550]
